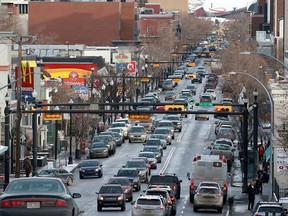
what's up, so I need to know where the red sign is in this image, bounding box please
[15,66,34,92]
[126,61,137,76]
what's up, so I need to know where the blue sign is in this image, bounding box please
[73,86,89,94]
[116,63,127,73]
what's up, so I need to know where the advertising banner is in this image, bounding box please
[112,53,131,63]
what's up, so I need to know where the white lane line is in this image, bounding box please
[177,124,187,142]
[158,146,176,174]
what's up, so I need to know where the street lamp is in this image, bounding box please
[228,71,274,200]
[253,89,259,178]
[240,51,288,80]
[4,93,10,189]
[68,98,74,164]
[31,90,39,177]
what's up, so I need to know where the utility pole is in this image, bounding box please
[253,90,259,178]
[242,100,249,193]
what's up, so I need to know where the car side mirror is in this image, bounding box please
[72,193,82,199]
[179,180,182,183]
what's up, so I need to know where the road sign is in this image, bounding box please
[188,97,195,105]
[128,114,151,121]
[126,61,137,76]
[200,101,213,107]
[141,77,149,82]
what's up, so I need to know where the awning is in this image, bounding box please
[264,145,271,162]
[0,146,8,155]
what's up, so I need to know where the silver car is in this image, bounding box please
[193,186,224,213]
[131,195,170,216]
[155,121,175,139]
[128,126,147,143]
[37,168,74,186]
[153,127,173,144]
[150,134,167,149]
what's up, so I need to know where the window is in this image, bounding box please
[137,199,161,205]
[147,27,151,33]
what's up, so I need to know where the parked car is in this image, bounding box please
[107,177,133,201]
[89,142,109,158]
[78,159,103,179]
[0,177,82,216]
[216,126,237,141]
[193,186,223,213]
[96,184,126,211]
[37,168,74,186]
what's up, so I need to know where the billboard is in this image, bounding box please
[112,53,131,63]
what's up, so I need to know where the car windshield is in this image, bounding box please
[215,140,232,146]
[213,144,231,151]
[139,153,154,158]
[199,188,219,194]
[164,116,180,121]
[93,136,108,142]
[146,191,168,198]
[100,186,123,194]
[137,199,161,205]
[151,135,165,139]
[38,169,57,176]
[116,119,129,124]
[258,207,283,214]
[150,176,178,184]
[154,129,169,134]
[130,127,145,133]
[6,179,65,193]
[126,161,146,168]
[91,143,107,148]
[117,170,137,177]
[146,140,161,145]
[157,122,173,127]
[111,123,126,128]
[143,148,158,153]
[219,128,232,133]
[187,85,195,89]
[108,178,130,186]
[166,92,175,95]
[80,160,99,167]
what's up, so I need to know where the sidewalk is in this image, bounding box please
[229,181,270,216]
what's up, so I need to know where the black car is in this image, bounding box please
[191,75,202,83]
[149,173,182,199]
[78,159,103,179]
[96,184,125,211]
[116,168,141,191]
[0,177,82,216]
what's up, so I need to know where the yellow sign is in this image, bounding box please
[43,113,63,121]
[222,74,230,78]
[215,105,232,112]
[187,73,196,78]
[172,78,181,83]
[164,105,185,111]
[153,64,160,67]
[128,114,151,121]
[170,53,177,57]
[141,78,150,82]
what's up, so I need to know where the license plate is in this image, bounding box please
[145,209,152,213]
[27,202,40,208]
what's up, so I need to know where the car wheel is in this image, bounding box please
[97,205,102,212]
[193,206,198,212]
[121,204,126,211]
[99,171,103,178]
[79,175,84,179]
[218,208,222,213]
[207,117,209,120]
[195,117,197,120]
[179,129,182,132]
[129,139,131,143]
[66,177,73,186]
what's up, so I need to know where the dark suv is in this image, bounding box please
[149,173,182,199]
[191,75,202,83]
[96,184,126,211]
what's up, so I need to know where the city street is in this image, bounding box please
[68,68,232,216]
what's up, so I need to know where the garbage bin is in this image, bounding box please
[75,149,81,160]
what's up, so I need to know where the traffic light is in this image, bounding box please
[164,105,185,111]
[128,114,151,121]
[215,105,232,112]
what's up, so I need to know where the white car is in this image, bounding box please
[110,122,129,139]
[206,89,216,100]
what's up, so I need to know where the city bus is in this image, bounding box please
[187,154,228,203]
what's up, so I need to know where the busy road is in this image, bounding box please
[68,62,233,216]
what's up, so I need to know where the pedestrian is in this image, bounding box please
[23,156,32,177]
[256,174,263,194]
[258,144,264,162]
[248,180,257,210]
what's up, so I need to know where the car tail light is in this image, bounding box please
[254,214,261,216]
[1,200,11,207]
[55,199,68,207]
[134,204,142,209]
[156,205,165,210]
[173,185,176,191]
[1,200,26,207]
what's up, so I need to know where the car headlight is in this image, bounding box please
[177,122,181,125]
[95,168,101,172]
[141,135,146,138]
[102,149,108,152]
[118,195,124,200]
[124,189,129,193]
[99,196,104,200]
[129,135,134,137]
[80,169,85,172]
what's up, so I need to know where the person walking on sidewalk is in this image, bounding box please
[248,180,257,210]
[23,156,32,177]
[259,144,265,162]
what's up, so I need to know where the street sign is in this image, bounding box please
[141,77,149,82]
[200,101,213,107]
[188,97,195,105]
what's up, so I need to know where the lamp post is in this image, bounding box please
[31,89,39,177]
[54,106,60,164]
[101,84,106,124]
[68,99,74,164]
[228,71,274,199]
[240,51,288,80]
[4,93,10,189]
[253,89,259,178]
[242,97,249,193]
[144,55,148,95]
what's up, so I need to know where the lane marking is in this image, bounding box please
[177,124,187,142]
[159,146,176,174]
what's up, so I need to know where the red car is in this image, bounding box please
[156,106,165,111]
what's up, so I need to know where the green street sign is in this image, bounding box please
[188,97,195,105]
[199,101,213,107]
